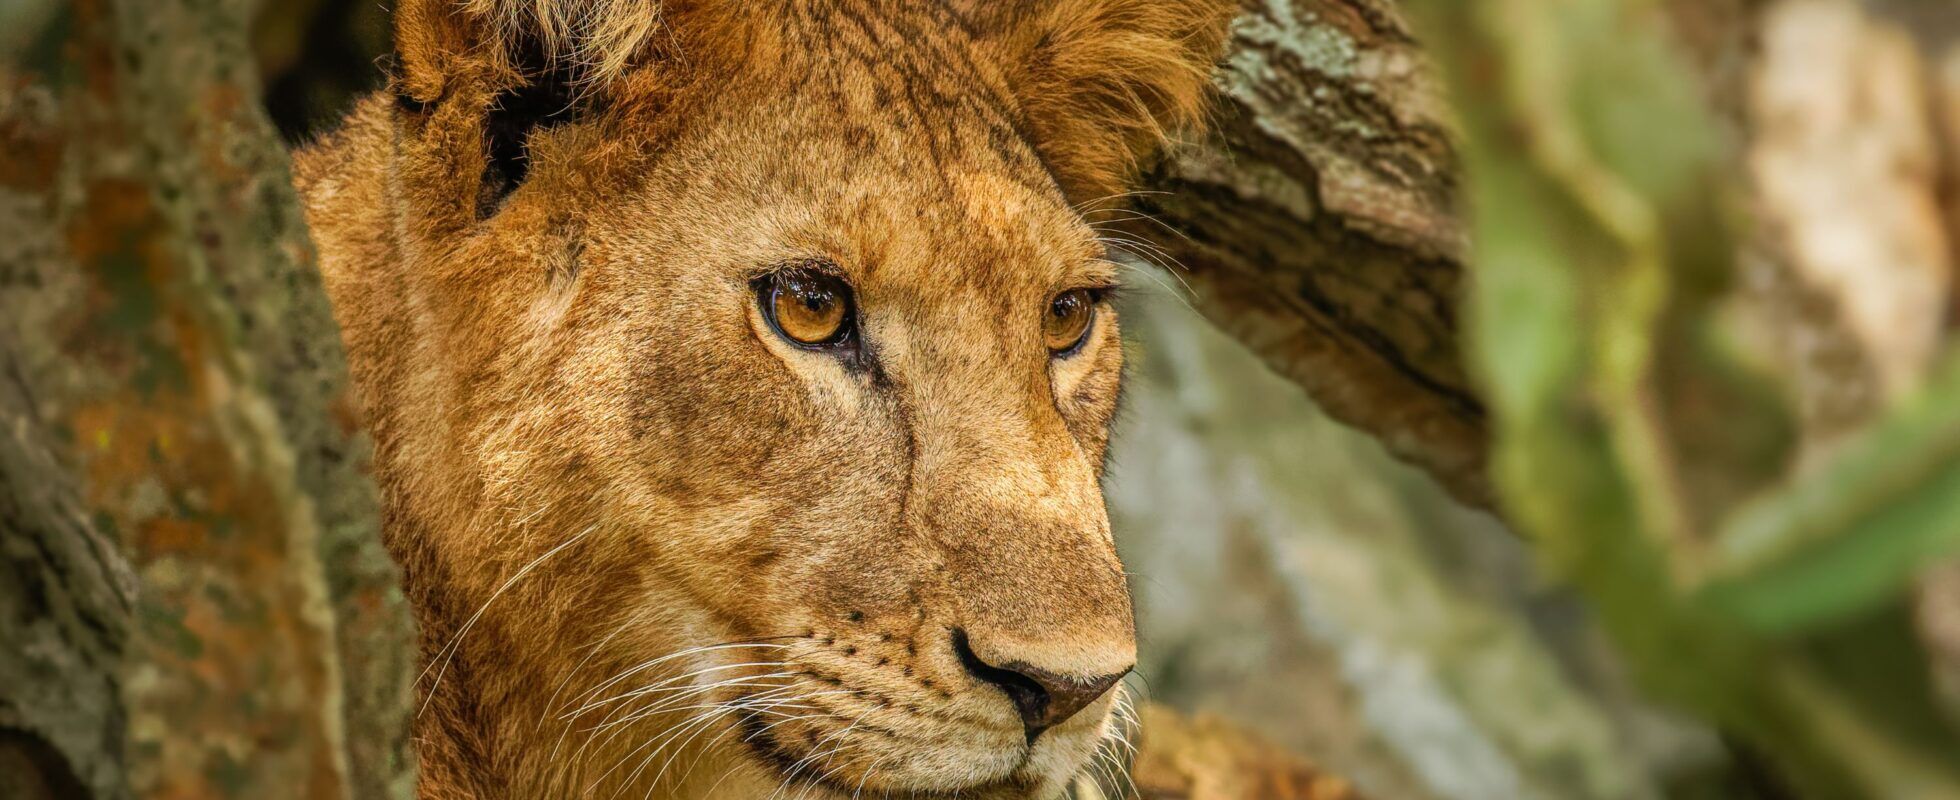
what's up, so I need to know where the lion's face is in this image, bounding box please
[301,1,1230,797]
[550,85,1135,797]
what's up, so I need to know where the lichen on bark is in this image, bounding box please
[1,1,414,797]
[1130,0,1488,507]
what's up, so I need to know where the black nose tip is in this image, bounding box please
[951,629,1130,743]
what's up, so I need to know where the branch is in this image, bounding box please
[1133,0,1490,507]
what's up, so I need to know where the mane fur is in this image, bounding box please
[430,0,1239,203]
[461,0,667,86]
[984,0,1239,203]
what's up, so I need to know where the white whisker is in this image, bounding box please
[418,523,598,718]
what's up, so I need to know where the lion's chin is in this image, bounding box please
[733,713,1083,800]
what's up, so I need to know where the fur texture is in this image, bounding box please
[295,1,1234,798]
[975,0,1234,202]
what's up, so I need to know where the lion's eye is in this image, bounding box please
[760,270,854,347]
[1044,288,1098,355]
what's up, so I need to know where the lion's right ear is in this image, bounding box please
[391,0,734,222]
[393,0,671,103]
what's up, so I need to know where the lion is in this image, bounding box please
[293,1,1234,797]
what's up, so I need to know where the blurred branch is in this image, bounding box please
[1702,354,1960,633]
[1397,0,1960,794]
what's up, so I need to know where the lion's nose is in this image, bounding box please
[951,629,1130,743]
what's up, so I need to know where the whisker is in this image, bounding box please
[564,662,794,718]
[851,753,894,799]
[575,675,805,732]
[574,641,795,709]
[769,706,874,800]
[418,523,598,718]
[1084,206,1194,243]
[575,681,839,769]
[1071,189,1172,215]
[541,611,642,730]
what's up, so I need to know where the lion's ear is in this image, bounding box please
[392,0,725,220]
[973,0,1238,206]
[394,0,670,102]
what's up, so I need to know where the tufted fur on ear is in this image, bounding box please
[459,0,667,88]
[393,0,702,103]
[392,0,750,219]
[975,0,1239,205]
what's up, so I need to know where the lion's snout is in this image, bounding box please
[950,627,1132,742]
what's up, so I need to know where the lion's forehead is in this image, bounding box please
[619,104,1103,302]
[592,3,1099,291]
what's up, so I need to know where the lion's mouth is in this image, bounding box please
[734,708,1040,799]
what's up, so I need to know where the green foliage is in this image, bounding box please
[1402,0,1960,796]
[1703,357,1960,634]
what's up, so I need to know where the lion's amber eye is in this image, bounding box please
[761,270,853,347]
[1044,288,1098,355]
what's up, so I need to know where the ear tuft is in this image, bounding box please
[461,0,665,88]
[987,0,1237,205]
[394,0,672,102]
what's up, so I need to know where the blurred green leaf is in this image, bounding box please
[1701,355,1960,633]
[1405,0,1960,794]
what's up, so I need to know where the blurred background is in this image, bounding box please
[1111,284,1729,800]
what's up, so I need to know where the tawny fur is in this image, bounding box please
[295,2,1234,798]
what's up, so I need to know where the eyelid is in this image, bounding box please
[751,257,849,282]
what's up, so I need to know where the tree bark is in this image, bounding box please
[1132,0,1489,507]
[0,352,136,800]
[0,1,414,797]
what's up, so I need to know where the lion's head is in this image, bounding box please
[295,1,1231,797]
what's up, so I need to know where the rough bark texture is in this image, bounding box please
[1131,0,1488,507]
[0,355,136,800]
[0,0,414,797]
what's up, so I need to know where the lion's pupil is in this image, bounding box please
[772,274,848,345]
[1044,289,1094,354]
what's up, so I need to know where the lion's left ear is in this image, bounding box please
[971,0,1238,205]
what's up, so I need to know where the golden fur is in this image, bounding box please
[294,1,1232,797]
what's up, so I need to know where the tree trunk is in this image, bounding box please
[0,1,414,798]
